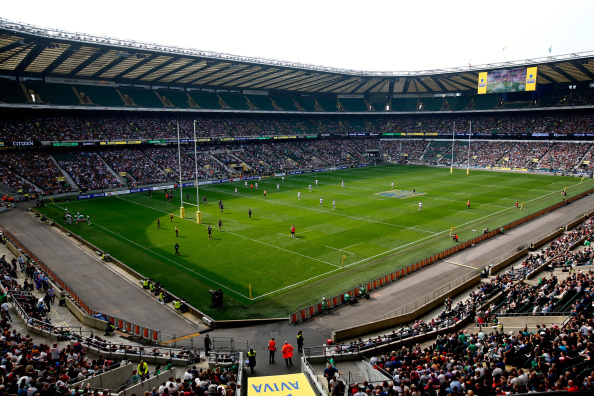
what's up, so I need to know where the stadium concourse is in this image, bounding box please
[0,183,593,379]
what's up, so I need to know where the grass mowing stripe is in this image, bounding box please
[38,166,594,318]
[115,194,341,270]
[203,184,426,231]
[53,202,251,300]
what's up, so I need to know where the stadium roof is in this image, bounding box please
[2,18,594,95]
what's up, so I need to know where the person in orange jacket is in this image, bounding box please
[281,341,294,367]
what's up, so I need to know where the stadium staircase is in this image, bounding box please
[94,154,127,185]
[48,155,80,191]
[75,85,125,107]
[245,94,275,111]
[207,153,233,174]
[573,144,594,171]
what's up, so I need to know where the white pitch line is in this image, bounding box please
[326,246,354,254]
[116,195,341,269]
[347,186,377,191]
[90,220,251,300]
[482,203,509,208]
[350,215,370,221]
[343,241,363,250]
[203,185,417,231]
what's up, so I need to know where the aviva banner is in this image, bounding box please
[525,67,538,91]
[249,374,315,396]
[477,72,488,94]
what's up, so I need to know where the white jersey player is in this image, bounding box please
[418,202,423,211]
[319,197,323,207]
[298,191,301,200]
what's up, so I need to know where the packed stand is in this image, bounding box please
[355,312,594,395]
[37,117,92,141]
[0,152,73,195]
[100,149,167,185]
[537,142,590,171]
[57,152,123,191]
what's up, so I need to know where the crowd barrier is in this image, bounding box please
[288,186,594,324]
[0,225,162,343]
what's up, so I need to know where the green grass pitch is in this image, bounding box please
[38,165,592,319]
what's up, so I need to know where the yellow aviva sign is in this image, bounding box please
[249,374,315,396]
[525,67,538,91]
[477,72,488,94]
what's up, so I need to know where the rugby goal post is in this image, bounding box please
[180,206,185,219]
[520,202,526,211]
[449,226,455,236]
[196,211,202,224]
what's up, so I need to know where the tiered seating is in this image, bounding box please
[472,94,500,110]
[537,142,590,171]
[245,94,275,110]
[271,96,298,111]
[218,93,250,110]
[293,97,317,111]
[448,96,473,110]
[56,152,122,191]
[75,85,124,107]
[391,98,418,112]
[472,141,515,166]
[0,152,69,194]
[340,98,368,112]
[316,98,338,112]
[127,117,174,139]
[0,117,40,141]
[188,91,220,109]
[38,116,93,141]
[539,90,569,107]
[24,81,80,106]
[100,148,167,185]
[381,140,428,162]
[156,89,191,108]
[0,79,27,104]
[118,87,164,108]
[423,141,453,163]
[568,89,594,106]
[421,97,444,111]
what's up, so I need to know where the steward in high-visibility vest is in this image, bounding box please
[143,279,150,289]
[174,300,181,310]
[138,360,149,378]
[268,338,277,363]
[149,282,155,293]
[247,349,256,373]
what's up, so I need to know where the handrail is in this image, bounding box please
[0,225,162,343]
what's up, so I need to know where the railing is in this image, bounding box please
[76,337,200,364]
[10,293,95,339]
[289,186,594,324]
[497,312,572,317]
[156,332,249,351]
[374,271,478,320]
[0,225,162,343]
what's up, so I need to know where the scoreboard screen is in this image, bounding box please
[478,67,537,94]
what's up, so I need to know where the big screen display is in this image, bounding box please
[478,67,537,94]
